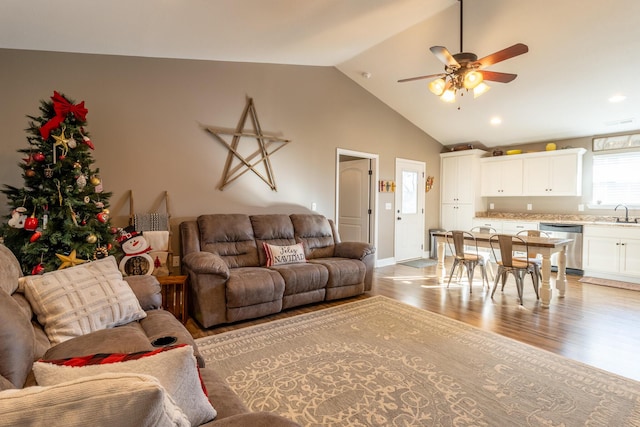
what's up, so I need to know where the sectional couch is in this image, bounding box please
[180,213,376,328]
[0,244,299,426]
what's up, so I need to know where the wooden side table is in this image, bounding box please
[156,275,188,324]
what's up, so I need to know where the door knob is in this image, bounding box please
[397,217,402,220]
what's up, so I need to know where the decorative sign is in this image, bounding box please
[203,97,291,191]
[593,133,640,151]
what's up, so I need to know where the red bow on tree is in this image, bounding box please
[39,91,88,139]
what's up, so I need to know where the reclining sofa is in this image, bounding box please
[180,213,376,328]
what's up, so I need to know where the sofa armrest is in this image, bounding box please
[124,275,162,310]
[334,241,376,260]
[182,252,230,279]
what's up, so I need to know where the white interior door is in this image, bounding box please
[394,158,425,262]
[339,158,371,242]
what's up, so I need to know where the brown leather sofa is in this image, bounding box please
[180,214,376,328]
[0,244,299,426]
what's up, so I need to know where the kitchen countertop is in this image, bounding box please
[474,212,640,227]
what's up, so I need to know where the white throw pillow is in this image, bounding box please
[0,373,190,427]
[263,242,306,266]
[33,344,216,426]
[22,256,146,344]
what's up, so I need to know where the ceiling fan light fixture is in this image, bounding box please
[473,82,491,98]
[463,70,483,89]
[441,88,457,103]
[428,78,447,96]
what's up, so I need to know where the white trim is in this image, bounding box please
[376,257,395,268]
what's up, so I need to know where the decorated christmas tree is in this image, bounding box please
[1,91,117,275]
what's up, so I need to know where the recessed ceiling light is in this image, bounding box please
[490,117,502,125]
[609,94,626,103]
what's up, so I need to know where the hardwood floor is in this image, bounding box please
[187,261,640,382]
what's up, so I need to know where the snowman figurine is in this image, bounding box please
[117,226,154,276]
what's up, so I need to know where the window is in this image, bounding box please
[592,151,640,206]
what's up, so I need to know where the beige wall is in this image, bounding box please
[0,48,444,260]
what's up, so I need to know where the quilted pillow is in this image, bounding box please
[22,256,146,344]
[263,242,306,267]
[0,373,189,427]
[33,344,216,426]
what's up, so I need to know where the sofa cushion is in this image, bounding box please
[290,214,336,259]
[198,214,260,268]
[21,256,147,344]
[309,258,365,288]
[226,267,285,308]
[0,289,35,388]
[0,373,190,427]
[263,242,306,266]
[270,263,329,295]
[33,344,216,426]
[251,214,297,265]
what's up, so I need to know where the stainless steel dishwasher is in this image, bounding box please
[539,223,583,275]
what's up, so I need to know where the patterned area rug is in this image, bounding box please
[196,296,640,426]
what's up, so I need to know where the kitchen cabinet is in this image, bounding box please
[440,149,486,230]
[523,148,586,196]
[583,225,640,282]
[480,156,523,197]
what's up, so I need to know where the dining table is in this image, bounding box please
[432,231,574,307]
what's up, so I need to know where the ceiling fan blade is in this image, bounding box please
[481,70,518,83]
[397,73,446,83]
[475,43,529,69]
[430,46,460,69]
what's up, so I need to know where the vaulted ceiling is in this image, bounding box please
[2,0,639,147]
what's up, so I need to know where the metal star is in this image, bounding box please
[203,97,291,191]
[56,249,87,269]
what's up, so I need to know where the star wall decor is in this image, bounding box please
[203,97,291,191]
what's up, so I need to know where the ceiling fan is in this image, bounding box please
[398,0,529,102]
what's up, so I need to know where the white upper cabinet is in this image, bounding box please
[522,148,586,196]
[480,157,523,197]
[440,149,486,230]
[481,148,585,197]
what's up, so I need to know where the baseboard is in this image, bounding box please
[376,257,395,268]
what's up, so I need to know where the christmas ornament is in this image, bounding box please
[73,162,82,169]
[8,207,27,228]
[31,263,45,275]
[29,231,42,243]
[67,138,77,149]
[90,175,101,186]
[33,152,45,162]
[42,206,49,230]
[102,208,110,215]
[52,126,70,163]
[86,233,97,244]
[44,165,54,179]
[79,128,95,150]
[39,91,88,140]
[76,174,87,189]
[93,246,109,260]
[95,201,105,209]
[24,213,39,231]
[25,169,36,177]
[96,212,109,223]
[56,249,87,269]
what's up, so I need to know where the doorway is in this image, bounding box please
[335,149,378,254]
[394,158,426,262]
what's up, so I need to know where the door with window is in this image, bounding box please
[394,158,425,262]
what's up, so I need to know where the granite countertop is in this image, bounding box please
[474,212,640,227]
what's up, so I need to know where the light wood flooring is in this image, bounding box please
[187,260,640,382]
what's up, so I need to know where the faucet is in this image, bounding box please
[615,204,637,223]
